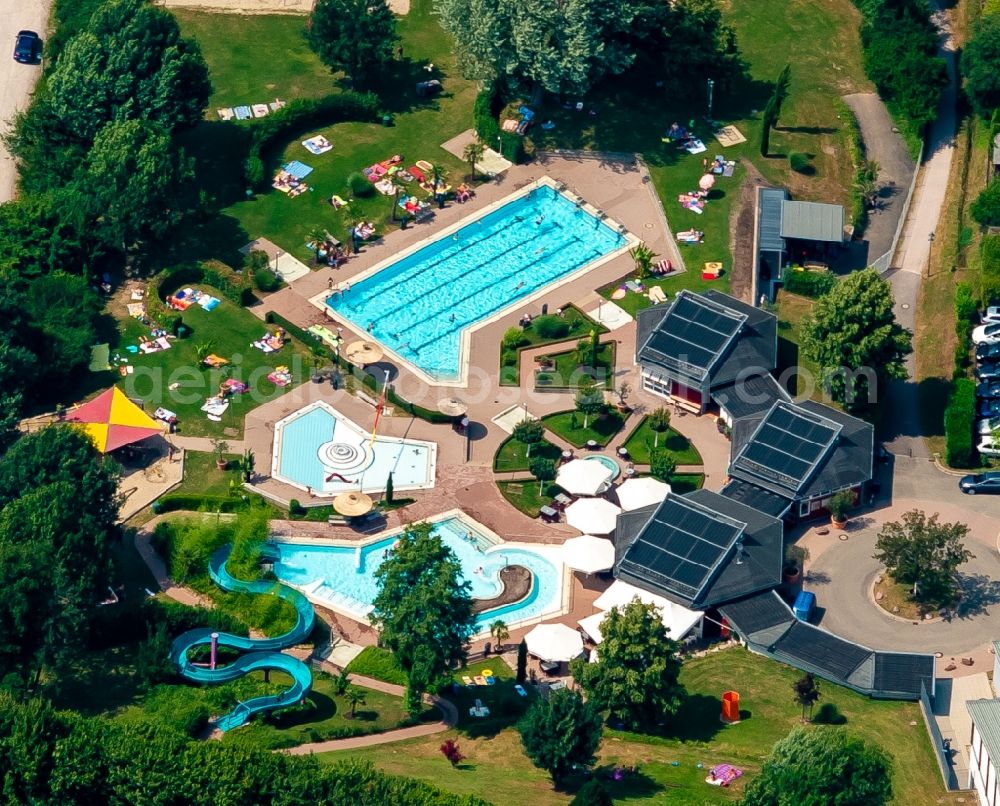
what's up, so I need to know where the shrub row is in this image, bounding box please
[954,281,978,379]
[153,494,244,514]
[783,269,836,298]
[473,83,526,165]
[245,93,382,187]
[835,99,867,232]
[945,378,976,467]
[854,0,948,134]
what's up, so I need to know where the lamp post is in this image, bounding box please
[497,134,502,160]
[706,79,715,120]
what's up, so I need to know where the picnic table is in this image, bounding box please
[539,505,559,522]
[553,493,572,509]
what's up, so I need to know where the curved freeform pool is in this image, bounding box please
[270,512,566,635]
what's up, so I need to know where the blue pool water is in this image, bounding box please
[275,403,434,494]
[327,184,626,379]
[271,516,562,631]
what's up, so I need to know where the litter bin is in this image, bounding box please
[382,114,393,127]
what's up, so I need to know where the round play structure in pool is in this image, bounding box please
[271,401,437,496]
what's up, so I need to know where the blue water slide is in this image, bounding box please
[170,545,316,731]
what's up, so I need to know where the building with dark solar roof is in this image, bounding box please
[635,289,777,415]
[612,489,784,610]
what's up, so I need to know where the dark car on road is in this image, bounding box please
[960,472,1000,494]
[978,342,1000,362]
[13,31,40,64]
[977,380,1000,399]
[978,361,1000,380]
[978,398,1000,418]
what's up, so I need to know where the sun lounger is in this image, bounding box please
[234,106,252,120]
[252,104,269,118]
[514,684,528,697]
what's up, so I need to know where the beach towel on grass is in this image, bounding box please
[217,108,235,121]
[252,104,269,118]
[234,106,252,120]
[284,160,313,180]
[302,135,332,155]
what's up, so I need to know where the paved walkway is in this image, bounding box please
[883,0,958,458]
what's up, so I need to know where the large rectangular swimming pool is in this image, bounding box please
[326,181,628,381]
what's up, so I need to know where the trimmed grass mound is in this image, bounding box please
[345,646,408,687]
[497,481,561,519]
[493,436,563,473]
[622,418,702,466]
[541,410,627,448]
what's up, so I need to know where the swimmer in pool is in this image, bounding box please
[367,322,374,333]
[535,215,544,225]
[515,281,526,291]
[450,313,456,322]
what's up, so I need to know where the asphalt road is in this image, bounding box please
[0,0,51,202]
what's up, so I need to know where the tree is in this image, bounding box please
[530,456,556,496]
[575,381,605,429]
[78,119,196,252]
[512,418,544,458]
[439,738,465,767]
[792,673,821,722]
[873,509,973,608]
[436,0,637,99]
[572,598,684,731]
[972,179,1000,227]
[385,472,394,504]
[519,689,603,784]
[856,159,881,210]
[463,139,485,180]
[571,780,613,806]
[371,523,475,712]
[238,450,255,483]
[800,269,912,408]
[962,15,1000,116]
[649,448,677,483]
[760,64,790,156]
[43,0,209,145]
[739,727,892,806]
[344,686,367,718]
[333,667,351,697]
[308,0,397,89]
[647,407,671,448]
[629,242,657,279]
[516,638,528,683]
[617,382,632,408]
[489,619,509,653]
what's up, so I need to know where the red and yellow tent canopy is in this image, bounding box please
[66,387,164,453]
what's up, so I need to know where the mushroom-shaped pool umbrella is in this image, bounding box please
[699,173,716,191]
[562,535,615,574]
[523,623,584,664]
[556,459,614,497]
[565,497,622,535]
[436,397,468,418]
[344,340,384,367]
[332,491,374,517]
[616,477,671,511]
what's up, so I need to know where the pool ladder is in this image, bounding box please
[354,546,362,572]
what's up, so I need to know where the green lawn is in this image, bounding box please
[117,285,310,437]
[493,436,563,474]
[497,480,561,519]
[541,410,627,448]
[346,646,409,686]
[176,449,243,497]
[450,658,536,736]
[536,343,615,390]
[316,648,960,806]
[500,307,607,386]
[174,12,334,110]
[773,290,821,401]
[622,418,703,466]
[186,3,480,266]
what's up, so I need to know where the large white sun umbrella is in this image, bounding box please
[565,497,622,534]
[523,623,585,663]
[616,477,671,511]
[591,580,703,641]
[562,535,616,574]
[556,459,614,497]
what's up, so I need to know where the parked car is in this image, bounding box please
[983,307,1000,324]
[977,380,1000,398]
[979,438,1000,457]
[960,472,1000,494]
[978,361,1000,380]
[973,322,1000,345]
[978,417,1000,435]
[12,30,39,64]
[977,342,1000,361]
[978,398,1000,418]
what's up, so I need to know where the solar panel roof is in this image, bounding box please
[731,401,842,493]
[640,292,747,379]
[617,495,746,600]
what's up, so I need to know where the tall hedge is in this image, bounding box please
[245,92,381,186]
[945,378,976,467]
[473,83,526,164]
[784,270,836,299]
